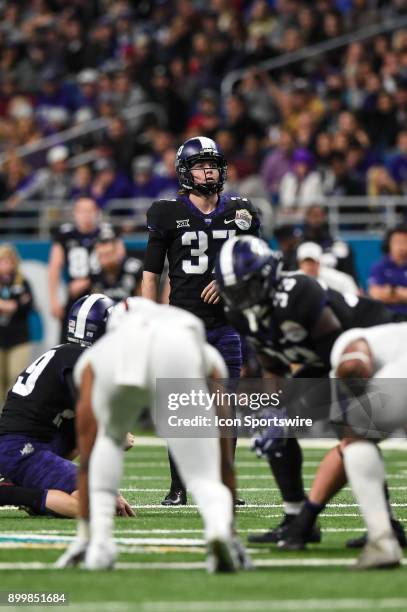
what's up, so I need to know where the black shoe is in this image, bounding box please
[161,488,187,506]
[277,522,322,551]
[235,498,246,506]
[346,518,407,549]
[248,514,298,544]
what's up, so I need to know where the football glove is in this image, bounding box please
[250,407,288,457]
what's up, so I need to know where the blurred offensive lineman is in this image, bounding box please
[56,298,249,572]
[327,323,407,568]
[0,294,132,518]
[142,136,260,505]
[215,236,405,549]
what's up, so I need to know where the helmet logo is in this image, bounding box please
[235,209,252,231]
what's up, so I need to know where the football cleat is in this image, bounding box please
[161,488,187,506]
[54,537,88,569]
[233,537,254,570]
[85,540,117,570]
[248,514,321,545]
[206,537,240,573]
[235,498,246,506]
[347,518,407,549]
[354,536,402,570]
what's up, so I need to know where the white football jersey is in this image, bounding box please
[331,322,407,375]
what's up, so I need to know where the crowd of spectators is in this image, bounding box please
[0,0,406,232]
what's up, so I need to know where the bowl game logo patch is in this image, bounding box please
[235,209,252,230]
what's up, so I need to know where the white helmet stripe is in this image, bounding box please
[198,136,217,150]
[219,237,238,287]
[75,294,106,339]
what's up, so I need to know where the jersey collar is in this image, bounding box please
[180,194,226,220]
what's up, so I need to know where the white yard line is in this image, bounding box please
[8,599,407,612]
[1,559,407,571]
[142,599,407,612]
[128,437,407,450]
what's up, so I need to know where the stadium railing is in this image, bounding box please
[0,196,406,239]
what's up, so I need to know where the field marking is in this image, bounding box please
[2,501,407,513]
[8,599,407,612]
[1,559,406,571]
[122,436,407,450]
[142,599,407,612]
[118,486,407,493]
[120,473,407,481]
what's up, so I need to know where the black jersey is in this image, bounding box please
[0,343,84,441]
[90,256,142,302]
[227,273,397,373]
[53,222,114,283]
[144,195,260,328]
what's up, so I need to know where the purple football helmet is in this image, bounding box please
[66,294,115,347]
[215,236,283,310]
[175,136,227,195]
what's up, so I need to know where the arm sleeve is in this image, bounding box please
[247,200,261,237]
[143,203,169,275]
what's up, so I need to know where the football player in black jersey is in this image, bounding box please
[0,293,135,518]
[216,235,405,549]
[142,136,260,506]
[48,197,122,342]
[90,235,143,302]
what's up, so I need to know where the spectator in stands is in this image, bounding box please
[90,235,143,303]
[388,130,407,194]
[69,165,92,200]
[367,165,399,197]
[97,116,136,174]
[369,225,407,316]
[130,156,165,200]
[261,129,294,201]
[5,145,71,210]
[75,69,99,110]
[279,149,323,209]
[223,93,264,148]
[148,65,188,136]
[301,204,358,279]
[89,158,131,210]
[323,152,365,196]
[274,224,303,272]
[297,241,359,295]
[185,89,221,139]
[0,243,33,404]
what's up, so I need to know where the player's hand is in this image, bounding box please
[124,432,135,451]
[201,281,220,305]
[250,408,287,457]
[116,494,136,517]
[50,298,64,320]
[69,278,91,298]
[54,537,88,568]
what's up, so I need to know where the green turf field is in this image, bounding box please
[0,441,406,612]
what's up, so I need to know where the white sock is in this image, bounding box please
[167,436,233,541]
[284,501,304,515]
[89,433,124,544]
[343,441,392,542]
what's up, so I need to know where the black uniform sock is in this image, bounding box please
[288,499,325,537]
[168,451,185,492]
[267,437,305,502]
[0,485,45,514]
